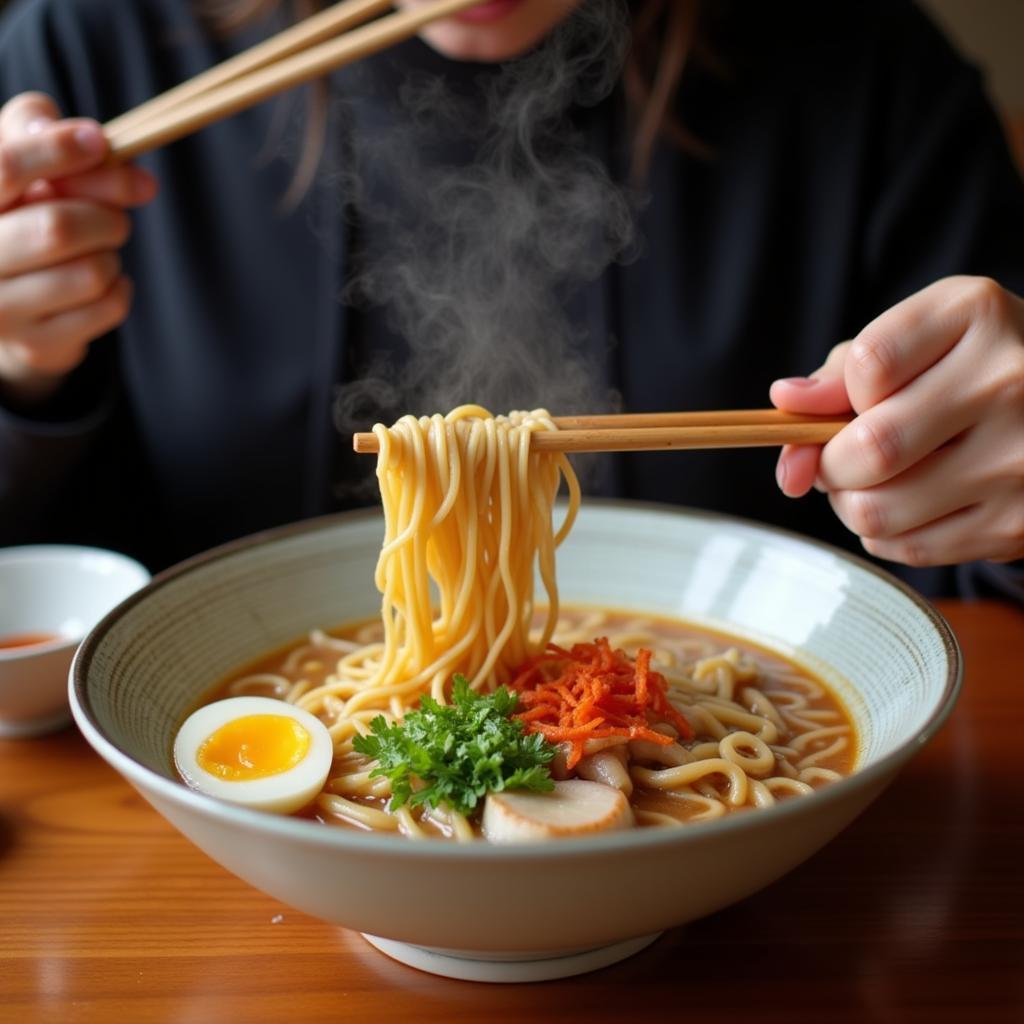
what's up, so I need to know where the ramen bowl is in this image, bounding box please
[0,545,150,738]
[70,504,960,982]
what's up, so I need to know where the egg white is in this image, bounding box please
[174,696,334,814]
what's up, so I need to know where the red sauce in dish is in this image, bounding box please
[0,632,58,650]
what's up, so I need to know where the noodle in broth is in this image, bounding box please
[224,609,855,838]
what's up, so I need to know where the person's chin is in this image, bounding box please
[418,25,548,62]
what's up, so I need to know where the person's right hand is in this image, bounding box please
[0,93,157,406]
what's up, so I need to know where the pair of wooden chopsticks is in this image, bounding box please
[105,0,486,160]
[352,410,854,454]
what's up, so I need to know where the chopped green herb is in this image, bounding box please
[352,676,555,816]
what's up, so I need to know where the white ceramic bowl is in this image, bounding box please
[0,545,150,737]
[70,504,960,981]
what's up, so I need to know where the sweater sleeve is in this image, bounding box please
[0,0,119,545]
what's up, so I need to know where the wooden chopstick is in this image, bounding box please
[351,411,854,455]
[546,409,850,430]
[106,0,484,161]
[104,0,393,142]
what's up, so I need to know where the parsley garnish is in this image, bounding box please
[352,676,555,816]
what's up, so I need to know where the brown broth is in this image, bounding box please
[0,632,59,650]
[210,607,858,836]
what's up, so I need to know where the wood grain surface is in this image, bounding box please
[1,600,1022,1024]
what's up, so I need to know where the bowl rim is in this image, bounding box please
[0,633,78,660]
[69,500,963,860]
[0,542,150,574]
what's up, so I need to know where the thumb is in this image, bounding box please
[1,95,61,207]
[0,94,108,210]
[0,91,61,139]
[769,340,853,415]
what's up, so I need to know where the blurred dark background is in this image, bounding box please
[0,0,1021,165]
[921,0,1024,167]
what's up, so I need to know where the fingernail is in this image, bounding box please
[25,118,53,136]
[775,377,819,388]
[776,459,788,493]
[74,123,107,157]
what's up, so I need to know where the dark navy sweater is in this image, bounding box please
[1,0,1022,600]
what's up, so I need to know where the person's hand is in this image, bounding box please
[770,276,1024,567]
[0,93,157,405]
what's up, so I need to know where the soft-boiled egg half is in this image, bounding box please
[174,696,333,814]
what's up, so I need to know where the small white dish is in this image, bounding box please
[0,545,150,737]
[69,504,961,981]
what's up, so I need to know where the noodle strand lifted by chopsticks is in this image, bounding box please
[298,407,580,724]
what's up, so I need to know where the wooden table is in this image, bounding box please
[2,600,1022,1023]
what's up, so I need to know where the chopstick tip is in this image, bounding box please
[353,432,379,454]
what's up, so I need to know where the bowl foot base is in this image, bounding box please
[361,931,662,983]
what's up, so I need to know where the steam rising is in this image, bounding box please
[334,0,636,452]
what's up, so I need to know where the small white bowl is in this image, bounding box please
[0,545,150,737]
[70,505,960,981]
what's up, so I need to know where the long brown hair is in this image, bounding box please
[199,0,706,194]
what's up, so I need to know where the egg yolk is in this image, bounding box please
[197,714,311,781]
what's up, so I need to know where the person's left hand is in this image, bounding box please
[770,276,1024,567]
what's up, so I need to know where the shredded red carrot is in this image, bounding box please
[509,638,694,770]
